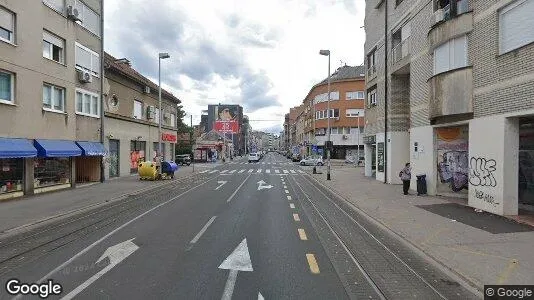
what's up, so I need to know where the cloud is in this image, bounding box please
[239,69,281,112]
[225,14,281,48]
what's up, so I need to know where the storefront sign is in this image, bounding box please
[162,133,177,142]
[214,120,239,134]
[377,142,384,172]
[364,135,376,144]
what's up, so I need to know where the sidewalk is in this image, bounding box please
[0,166,202,234]
[308,167,534,290]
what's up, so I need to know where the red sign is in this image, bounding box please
[214,120,239,133]
[162,133,177,142]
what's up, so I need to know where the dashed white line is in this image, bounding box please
[275,170,280,173]
[248,169,253,173]
[238,170,245,174]
[290,170,296,174]
[266,169,271,173]
[289,203,295,208]
[209,170,218,174]
[220,170,228,173]
[257,169,262,173]
[228,170,236,174]
[190,216,217,244]
[283,170,289,174]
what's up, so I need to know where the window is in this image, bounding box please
[433,35,467,74]
[133,100,143,119]
[0,158,23,194]
[396,0,404,5]
[170,113,176,127]
[331,127,338,134]
[43,84,65,112]
[154,108,160,124]
[0,71,14,103]
[43,0,64,13]
[327,109,340,118]
[346,91,364,100]
[499,0,534,54]
[367,87,377,107]
[76,89,99,117]
[367,49,376,76]
[34,158,71,188]
[0,6,14,43]
[75,43,100,77]
[346,109,364,117]
[74,0,100,37]
[314,91,340,104]
[43,31,64,64]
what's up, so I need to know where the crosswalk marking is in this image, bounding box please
[283,170,289,174]
[209,170,218,174]
[248,169,253,173]
[290,170,296,174]
[199,170,209,174]
[257,169,262,173]
[238,170,245,173]
[228,170,236,174]
[266,169,270,173]
[298,170,304,173]
[220,170,228,173]
[275,169,280,173]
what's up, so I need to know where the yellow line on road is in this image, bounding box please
[306,254,320,274]
[289,203,295,209]
[298,229,308,240]
[497,259,519,284]
[293,213,300,221]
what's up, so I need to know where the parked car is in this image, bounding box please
[291,153,302,162]
[175,154,191,166]
[248,153,261,163]
[300,156,324,166]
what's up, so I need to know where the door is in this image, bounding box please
[109,139,120,178]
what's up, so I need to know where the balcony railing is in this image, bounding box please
[367,65,376,77]
[392,37,411,64]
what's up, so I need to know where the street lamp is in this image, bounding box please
[319,49,332,180]
[158,52,170,176]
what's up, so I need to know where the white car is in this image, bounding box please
[300,156,324,166]
[248,153,260,163]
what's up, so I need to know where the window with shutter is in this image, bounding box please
[499,0,534,54]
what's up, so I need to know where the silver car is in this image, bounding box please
[300,156,324,166]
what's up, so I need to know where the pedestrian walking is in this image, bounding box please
[399,163,411,195]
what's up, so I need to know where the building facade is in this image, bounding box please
[103,53,180,179]
[302,66,366,160]
[364,0,534,216]
[0,0,105,200]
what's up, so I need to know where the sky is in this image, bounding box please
[104,0,366,134]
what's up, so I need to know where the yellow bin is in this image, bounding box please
[138,161,157,180]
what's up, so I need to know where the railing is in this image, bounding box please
[392,37,411,64]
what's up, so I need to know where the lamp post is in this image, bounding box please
[357,111,360,166]
[319,49,331,180]
[158,52,170,176]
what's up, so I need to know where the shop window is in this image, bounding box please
[130,140,146,174]
[34,157,71,188]
[0,159,23,194]
[153,142,166,161]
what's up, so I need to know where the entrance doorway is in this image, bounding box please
[519,117,534,211]
[109,139,120,178]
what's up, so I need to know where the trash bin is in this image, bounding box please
[416,174,427,196]
[161,161,178,179]
[138,161,157,180]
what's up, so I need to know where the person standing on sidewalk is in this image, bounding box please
[399,163,412,195]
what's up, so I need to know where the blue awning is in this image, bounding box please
[34,139,82,157]
[76,141,106,156]
[0,138,38,158]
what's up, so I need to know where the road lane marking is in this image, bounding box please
[248,169,253,173]
[257,169,262,173]
[298,170,304,173]
[306,254,320,274]
[285,189,289,194]
[275,169,280,173]
[266,169,270,173]
[289,203,295,208]
[290,170,296,174]
[287,196,292,200]
[190,216,217,244]
[228,170,236,174]
[227,173,252,203]
[209,170,218,174]
[215,181,228,190]
[283,185,287,189]
[238,170,245,173]
[293,213,300,221]
[220,170,228,173]
[199,170,209,174]
[298,229,308,240]
[283,170,289,173]
[36,175,220,284]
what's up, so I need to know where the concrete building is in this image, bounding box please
[364,0,534,216]
[103,53,181,179]
[301,65,366,160]
[206,104,244,156]
[0,0,104,200]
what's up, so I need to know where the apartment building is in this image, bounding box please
[103,53,181,179]
[364,0,534,216]
[301,65,366,160]
[0,0,104,199]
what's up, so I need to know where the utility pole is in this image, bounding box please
[191,114,194,173]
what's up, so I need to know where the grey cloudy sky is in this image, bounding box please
[104,0,366,133]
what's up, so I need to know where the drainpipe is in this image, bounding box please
[383,0,389,184]
[99,0,105,183]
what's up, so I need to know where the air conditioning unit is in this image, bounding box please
[144,86,151,94]
[147,106,155,120]
[434,9,444,23]
[77,70,92,83]
[67,6,81,22]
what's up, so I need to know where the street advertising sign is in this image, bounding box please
[377,142,384,172]
[162,133,177,142]
[214,120,239,133]
[312,145,318,153]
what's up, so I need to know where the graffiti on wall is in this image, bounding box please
[436,127,469,193]
[469,157,497,187]
[474,189,499,208]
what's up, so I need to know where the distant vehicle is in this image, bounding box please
[248,153,260,163]
[300,156,324,166]
[175,154,191,166]
[291,153,301,162]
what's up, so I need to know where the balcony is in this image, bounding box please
[429,9,473,49]
[391,37,411,74]
[428,67,473,119]
[367,65,376,78]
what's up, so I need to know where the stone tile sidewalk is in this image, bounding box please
[0,165,208,233]
[308,167,534,291]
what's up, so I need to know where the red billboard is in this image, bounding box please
[214,120,239,133]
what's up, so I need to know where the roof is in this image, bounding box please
[104,52,180,104]
[314,65,366,87]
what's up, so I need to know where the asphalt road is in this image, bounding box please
[0,152,479,300]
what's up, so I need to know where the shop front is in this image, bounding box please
[435,126,469,197]
[130,140,146,174]
[75,141,106,183]
[0,138,38,200]
[363,135,376,178]
[33,139,82,194]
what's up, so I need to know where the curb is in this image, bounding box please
[305,171,484,299]
[0,171,194,237]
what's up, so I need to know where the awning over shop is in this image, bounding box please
[76,141,106,156]
[0,138,38,158]
[34,139,82,157]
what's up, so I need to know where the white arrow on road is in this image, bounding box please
[60,239,139,300]
[215,181,228,190]
[219,239,253,300]
[257,180,273,191]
